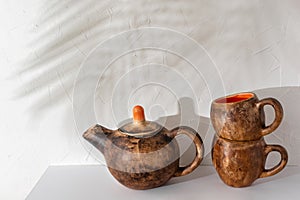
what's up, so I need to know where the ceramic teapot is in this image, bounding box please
[83,105,204,190]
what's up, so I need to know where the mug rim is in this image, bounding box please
[213,92,256,105]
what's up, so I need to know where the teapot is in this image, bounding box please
[83,105,204,190]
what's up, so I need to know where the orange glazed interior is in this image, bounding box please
[215,93,254,103]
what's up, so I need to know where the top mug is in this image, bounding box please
[210,92,283,141]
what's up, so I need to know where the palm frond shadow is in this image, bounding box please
[13,0,223,112]
[13,1,120,110]
[13,1,284,115]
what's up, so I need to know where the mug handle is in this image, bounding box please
[256,98,283,137]
[170,126,204,177]
[259,145,288,178]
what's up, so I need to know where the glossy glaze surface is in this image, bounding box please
[211,92,283,141]
[212,136,288,187]
[83,106,204,189]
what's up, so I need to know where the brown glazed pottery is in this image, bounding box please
[212,135,288,187]
[211,92,283,141]
[83,105,204,190]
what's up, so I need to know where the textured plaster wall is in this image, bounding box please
[1,0,300,199]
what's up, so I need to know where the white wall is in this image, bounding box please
[1,0,300,199]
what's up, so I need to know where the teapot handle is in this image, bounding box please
[171,126,204,177]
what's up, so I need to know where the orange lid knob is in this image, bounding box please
[133,105,145,122]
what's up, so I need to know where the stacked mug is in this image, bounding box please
[211,92,288,187]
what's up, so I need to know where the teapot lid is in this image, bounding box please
[119,105,163,138]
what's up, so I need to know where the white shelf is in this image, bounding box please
[26,165,300,200]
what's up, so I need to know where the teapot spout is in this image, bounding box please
[83,124,112,154]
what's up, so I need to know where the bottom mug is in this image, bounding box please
[212,135,288,187]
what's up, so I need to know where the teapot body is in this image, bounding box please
[83,105,204,190]
[105,127,180,189]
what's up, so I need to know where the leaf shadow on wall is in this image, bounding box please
[12,0,220,113]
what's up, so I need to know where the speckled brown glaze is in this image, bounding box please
[212,135,288,187]
[83,106,204,190]
[211,92,283,141]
